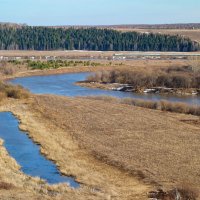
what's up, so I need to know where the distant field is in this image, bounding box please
[0,50,114,58]
[0,50,200,58]
[114,28,200,43]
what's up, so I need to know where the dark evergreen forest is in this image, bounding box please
[0,26,199,51]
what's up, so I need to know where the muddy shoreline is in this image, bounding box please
[77,81,200,97]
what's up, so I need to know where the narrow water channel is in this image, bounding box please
[0,112,79,188]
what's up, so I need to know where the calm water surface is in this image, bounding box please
[10,72,200,105]
[0,112,79,187]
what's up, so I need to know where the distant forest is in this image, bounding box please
[0,26,199,52]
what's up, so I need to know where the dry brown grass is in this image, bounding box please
[0,182,14,190]
[0,50,115,57]
[30,95,200,190]
[160,101,200,116]
[0,82,30,100]
[148,185,199,200]
[1,95,200,199]
[86,96,200,116]
[189,56,200,72]
[0,98,151,200]
[114,28,200,43]
[87,65,200,89]
[1,50,200,58]
[0,63,16,75]
[0,59,187,86]
[0,92,6,101]
[0,61,28,77]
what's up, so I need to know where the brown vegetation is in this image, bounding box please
[0,82,30,100]
[115,28,200,43]
[0,61,28,80]
[30,95,200,189]
[0,182,14,190]
[0,97,151,200]
[0,50,200,60]
[160,101,200,116]
[0,57,200,199]
[0,50,116,59]
[86,96,200,116]
[0,62,16,75]
[86,65,200,90]
[148,185,199,200]
[1,94,200,199]
[189,56,200,72]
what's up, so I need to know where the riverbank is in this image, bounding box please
[1,58,200,199]
[79,63,200,97]
[0,97,151,199]
[77,81,200,96]
[1,59,186,81]
[31,95,200,188]
[0,94,200,199]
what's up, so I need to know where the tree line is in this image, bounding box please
[0,26,199,52]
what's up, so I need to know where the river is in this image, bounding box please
[10,72,200,105]
[1,71,199,188]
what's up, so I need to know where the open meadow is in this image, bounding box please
[0,0,200,199]
[0,56,200,199]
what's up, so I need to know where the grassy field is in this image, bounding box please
[1,50,200,59]
[0,97,151,200]
[0,58,200,199]
[32,95,200,189]
[0,59,187,82]
[1,94,200,199]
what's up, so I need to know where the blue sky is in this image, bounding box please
[0,0,199,25]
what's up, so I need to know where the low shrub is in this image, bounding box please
[0,182,14,190]
[5,86,29,99]
[85,96,200,117]
[83,95,120,103]
[0,82,30,100]
[148,186,198,200]
[86,72,103,82]
[160,101,200,116]
[122,98,158,109]
[0,92,6,101]
[87,66,200,89]
[0,64,17,75]
[189,56,200,73]
[28,60,102,70]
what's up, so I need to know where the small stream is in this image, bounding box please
[0,112,79,188]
